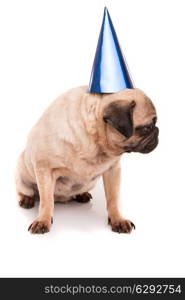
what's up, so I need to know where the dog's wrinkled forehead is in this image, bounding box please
[132,94,156,127]
[103,88,157,126]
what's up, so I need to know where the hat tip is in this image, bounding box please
[88,6,134,93]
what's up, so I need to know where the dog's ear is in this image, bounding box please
[103,100,136,138]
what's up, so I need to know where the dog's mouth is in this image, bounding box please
[124,127,159,154]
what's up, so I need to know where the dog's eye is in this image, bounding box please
[143,124,155,133]
[135,123,154,136]
[142,126,150,134]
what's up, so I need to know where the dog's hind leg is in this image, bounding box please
[15,152,37,209]
[18,183,37,209]
[72,192,92,203]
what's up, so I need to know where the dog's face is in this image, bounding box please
[102,89,159,154]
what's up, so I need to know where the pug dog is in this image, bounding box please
[15,86,159,234]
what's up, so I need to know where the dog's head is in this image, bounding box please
[101,89,159,154]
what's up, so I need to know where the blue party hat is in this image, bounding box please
[89,7,134,93]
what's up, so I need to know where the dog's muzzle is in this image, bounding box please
[124,127,159,154]
[138,127,159,153]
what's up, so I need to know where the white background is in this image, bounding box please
[0,0,184,277]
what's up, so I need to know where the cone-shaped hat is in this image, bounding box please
[89,7,134,93]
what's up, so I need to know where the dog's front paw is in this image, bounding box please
[28,217,53,234]
[108,217,135,234]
